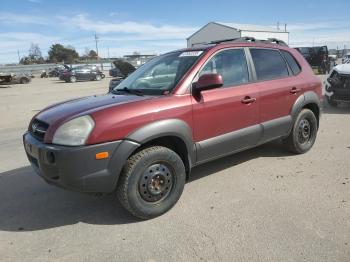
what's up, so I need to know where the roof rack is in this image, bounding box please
[210,37,288,47]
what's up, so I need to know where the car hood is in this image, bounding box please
[333,64,350,75]
[35,93,151,126]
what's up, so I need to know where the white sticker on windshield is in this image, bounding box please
[179,51,203,57]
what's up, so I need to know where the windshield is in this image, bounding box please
[112,51,203,95]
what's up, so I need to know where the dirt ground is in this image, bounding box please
[0,76,349,262]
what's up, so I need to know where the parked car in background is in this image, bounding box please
[108,60,136,92]
[342,53,350,64]
[59,65,105,83]
[109,59,136,77]
[0,72,31,84]
[325,63,350,106]
[41,65,71,78]
[295,46,329,74]
[24,38,322,219]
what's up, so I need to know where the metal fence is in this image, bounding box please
[0,63,113,75]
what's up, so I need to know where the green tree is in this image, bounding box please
[88,50,98,59]
[48,44,79,63]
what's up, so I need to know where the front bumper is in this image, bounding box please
[23,132,140,193]
[325,82,350,102]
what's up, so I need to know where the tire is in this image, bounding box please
[69,76,76,83]
[117,146,186,219]
[20,77,29,84]
[326,96,338,107]
[283,109,318,154]
[95,74,102,81]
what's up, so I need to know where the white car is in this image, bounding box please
[342,53,350,64]
[325,63,350,106]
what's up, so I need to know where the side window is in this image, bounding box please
[250,49,289,81]
[199,49,249,87]
[281,50,301,75]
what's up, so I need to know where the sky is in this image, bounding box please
[1,0,350,64]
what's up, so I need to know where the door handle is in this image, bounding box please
[241,96,257,104]
[290,87,301,94]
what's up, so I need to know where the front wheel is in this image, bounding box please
[283,109,318,154]
[69,76,77,83]
[117,146,186,219]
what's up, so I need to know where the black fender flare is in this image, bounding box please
[289,91,321,132]
[126,119,196,167]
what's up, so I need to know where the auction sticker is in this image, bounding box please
[179,51,203,57]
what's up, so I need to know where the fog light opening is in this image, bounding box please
[47,151,56,164]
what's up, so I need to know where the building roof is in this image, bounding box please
[187,22,288,40]
[216,22,287,33]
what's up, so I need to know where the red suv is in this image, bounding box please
[23,38,322,219]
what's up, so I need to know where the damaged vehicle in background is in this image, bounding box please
[0,72,32,85]
[295,46,329,74]
[59,65,105,83]
[108,59,136,92]
[342,53,350,64]
[41,65,71,78]
[325,62,350,106]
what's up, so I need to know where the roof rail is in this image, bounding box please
[210,37,288,47]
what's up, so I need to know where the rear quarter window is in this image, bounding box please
[281,50,301,75]
[250,48,289,81]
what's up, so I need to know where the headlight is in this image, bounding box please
[52,115,95,146]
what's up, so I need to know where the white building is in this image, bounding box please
[187,22,289,47]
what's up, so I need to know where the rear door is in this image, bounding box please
[248,48,301,143]
[192,48,261,163]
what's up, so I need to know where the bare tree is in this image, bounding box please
[28,43,42,60]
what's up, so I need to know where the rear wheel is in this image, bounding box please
[95,74,102,81]
[117,146,186,219]
[283,109,318,154]
[20,77,29,84]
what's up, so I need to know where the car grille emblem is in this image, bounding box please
[32,122,39,133]
[31,122,46,134]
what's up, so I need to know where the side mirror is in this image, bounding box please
[194,73,223,93]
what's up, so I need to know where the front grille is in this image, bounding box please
[334,94,350,101]
[29,119,49,141]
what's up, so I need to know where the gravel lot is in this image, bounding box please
[0,76,349,262]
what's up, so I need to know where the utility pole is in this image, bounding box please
[108,47,110,60]
[17,50,20,64]
[94,33,99,57]
[94,33,103,70]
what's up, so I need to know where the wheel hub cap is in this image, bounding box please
[139,163,173,202]
[298,119,311,144]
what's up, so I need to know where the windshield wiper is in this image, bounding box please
[113,87,144,96]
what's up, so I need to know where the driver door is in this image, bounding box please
[191,48,261,163]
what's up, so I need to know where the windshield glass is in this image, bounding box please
[112,51,203,95]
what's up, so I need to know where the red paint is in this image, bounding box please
[32,42,322,145]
